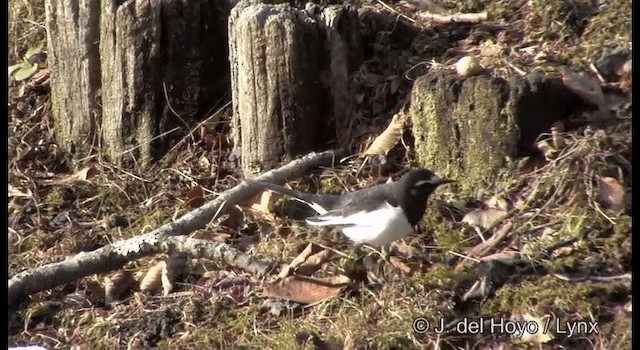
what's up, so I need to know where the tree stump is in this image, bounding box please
[45,0,101,160]
[45,0,233,168]
[229,2,362,176]
[411,70,586,197]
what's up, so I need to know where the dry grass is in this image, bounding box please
[8,0,630,349]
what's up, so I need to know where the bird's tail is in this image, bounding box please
[247,180,329,215]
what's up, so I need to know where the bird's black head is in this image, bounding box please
[394,168,454,225]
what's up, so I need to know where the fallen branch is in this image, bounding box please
[416,11,488,24]
[9,149,342,306]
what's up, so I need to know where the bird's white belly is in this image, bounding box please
[340,207,414,246]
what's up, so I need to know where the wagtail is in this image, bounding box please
[250,168,454,247]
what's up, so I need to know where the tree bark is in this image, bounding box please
[411,70,587,197]
[45,0,101,160]
[45,0,233,168]
[229,2,326,176]
[229,2,362,176]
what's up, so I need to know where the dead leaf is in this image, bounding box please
[140,261,166,293]
[278,243,316,279]
[560,67,606,110]
[212,232,232,243]
[596,176,625,212]
[9,184,33,198]
[519,313,554,344]
[389,256,413,274]
[51,166,99,185]
[261,274,350,304]
[391,240,421,258]
[251,190,276,214]
[296,249,334,276]
[240,190,278,219]
[618,60,631,91]
[104,270,136,304]
[486,195,510,212]
[185,185,205,209]
[75,166,98,181]
[479,40,505,57]
[462,208,508,230]
[198,155,211,171]
[163,253,188,296]
[362,113,406,156]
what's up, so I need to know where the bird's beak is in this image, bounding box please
[432,177,455,186]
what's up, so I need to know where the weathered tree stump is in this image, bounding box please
[45,0,233,168]
[45,0,101,160]
[411,71,585,196]
[229,1,361,176]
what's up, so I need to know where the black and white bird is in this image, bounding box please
[250,168,454,247]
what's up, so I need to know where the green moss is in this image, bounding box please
[482,276,626,317]
[413,263,473,291]
[577,0,631,64]
[598,314,631,349]
[452,77,518,196]
[411,74,518,199]
[43,188,65,207]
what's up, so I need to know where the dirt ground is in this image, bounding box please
[9,0,631,348]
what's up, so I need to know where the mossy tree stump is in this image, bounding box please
[229,1,361,176]
[411,71,585,197]
[45,0,233,168]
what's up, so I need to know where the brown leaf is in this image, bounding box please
[391,240,421,258]
[140,261,166,293]
[240,190,277,219]
[8,184,33,198]
[212,232,232,243]
[251,190,276,214]
[261,274,350,304]
[185,185,205,209]
[362,112,406,156]
[104,270,136,304]
[388,256,414,274]
[560,67,605,109]
[278,243,316,279]
[50,166,99,185]
[74,166,99,181]
[296,249,334,276]
[617,60,632,91]
[462,208,508,230]
[596,176,625,212]
[162,253,188,296]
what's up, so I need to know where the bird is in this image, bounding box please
[248,168,454,247]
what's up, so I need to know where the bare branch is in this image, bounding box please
[9,149,342,306]
[416,11,488,24]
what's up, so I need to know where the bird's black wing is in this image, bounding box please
[305,190,399,227]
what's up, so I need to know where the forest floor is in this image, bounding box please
[9,0,631,348]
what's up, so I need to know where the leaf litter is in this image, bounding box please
[9,0,632,348]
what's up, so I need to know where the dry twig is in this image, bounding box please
[9,149,342,306]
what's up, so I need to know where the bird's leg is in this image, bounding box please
[380,244,391,263]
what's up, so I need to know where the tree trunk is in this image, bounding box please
[45,0,233,168]
[229,2,362,176]
[45,0,101,160]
